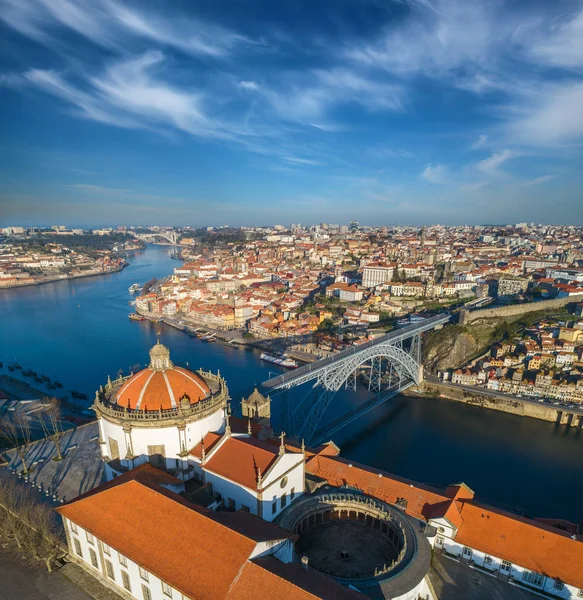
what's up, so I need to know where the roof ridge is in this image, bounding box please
[246,559,320,599]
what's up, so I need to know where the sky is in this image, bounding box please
[0,0,582,227]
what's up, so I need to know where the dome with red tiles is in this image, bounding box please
[114,341,211,411]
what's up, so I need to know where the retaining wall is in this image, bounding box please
[459,294,583,325]
[414,381,583,427]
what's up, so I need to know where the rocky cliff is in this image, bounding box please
[423,325,482,372]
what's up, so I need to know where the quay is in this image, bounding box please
[137,313,321,364]
[411,378,583,427]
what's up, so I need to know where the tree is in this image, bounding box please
[318,318,335,333]
[0,413,33,474]
[0,472,64,571]
[37,397,65,462]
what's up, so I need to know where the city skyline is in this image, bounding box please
[1,0,583,226]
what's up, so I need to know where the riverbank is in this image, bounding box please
[408,379,583,427]
[137,311,321,364]
[0,263,128,290]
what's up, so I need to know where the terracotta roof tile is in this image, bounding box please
[204,436,281,490]
[57,473,292,600]
[306,455,448,520]
[115,366,210,410]
[228,556,364,599]
[455,501,583,588]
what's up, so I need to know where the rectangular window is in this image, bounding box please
[501,560,512,572]
[281,493,287,509]
[272,499,277,515]
[142,585,152,600]
[73,537,82,557]
[227,498,235,510]
[554,580,564,591]
[435,536,444,547]
[118,553,127,567]
[290,487,295,500]
[89,549,98,569]
[121,570,131,592]
[522,571,544,587]
[139,567,149,581]
[105,560,115,580]
[484,555,493,566]
[240,505,250,512]
[70,521,78,534]
[86,531,94,545]
[578,589,583,598]
[162,582,172,597]
[102,543,111,556]
[462,547,472,559]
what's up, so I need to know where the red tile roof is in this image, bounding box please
[455,501,583,588]
[305,455,449,520]
[57,470,293,600]
[204,436,282,490]
[228,556,364,599]
[115,366,210,410]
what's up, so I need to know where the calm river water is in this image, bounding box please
[1,245,582,521]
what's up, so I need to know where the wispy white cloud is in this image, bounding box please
[0,0,261,58]
[21,52,244,141]
[470,134,488,150]
[504,81,583,147]
[238,81,260,91]
[523,175,555,187]
[525,9,583,68]
[477,149,515,174]
[282,156,323,166]
[421,163,449,184]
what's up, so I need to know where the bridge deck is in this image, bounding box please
[262,313,450,390]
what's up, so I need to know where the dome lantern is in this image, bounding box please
[149,339,173,371]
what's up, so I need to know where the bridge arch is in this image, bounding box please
[317,342,422,391]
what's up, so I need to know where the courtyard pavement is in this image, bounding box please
[430,553,540,600]
[1,421,104,505]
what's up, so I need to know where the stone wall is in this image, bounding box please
[459,294,583,325]
[416,381,583,426]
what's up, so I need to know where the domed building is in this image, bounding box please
[94,341,228,481]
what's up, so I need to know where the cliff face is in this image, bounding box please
[423,325,481,372]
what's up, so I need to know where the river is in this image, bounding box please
[1,245,582,522]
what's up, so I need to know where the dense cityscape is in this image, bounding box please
[1,223,583,600]
[2,0,583,598]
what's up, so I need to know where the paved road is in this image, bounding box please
[0,546,93,600]
[429,554,539,600]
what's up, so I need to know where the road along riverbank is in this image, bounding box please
[408,380,583,427]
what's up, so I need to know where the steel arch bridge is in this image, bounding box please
[136,231,178,245]
[261,313,450,444]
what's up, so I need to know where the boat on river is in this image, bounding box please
[71,390,88,400]
[200,333,216,342]
[129,313,145,322]
[128,283,142,293]
[260,353,298,368]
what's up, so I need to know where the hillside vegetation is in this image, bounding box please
[422,306,573,372]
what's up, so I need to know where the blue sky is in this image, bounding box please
[1,0,582,227]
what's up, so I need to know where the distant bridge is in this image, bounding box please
[136,230,178,245]
[262,313,451,444]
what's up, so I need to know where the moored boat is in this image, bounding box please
[260,353,298,368]
[71,390,88,400]
[129,313,145,322]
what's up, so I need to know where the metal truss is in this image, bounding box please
[290,342,423,443]
[268,314,450,443]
